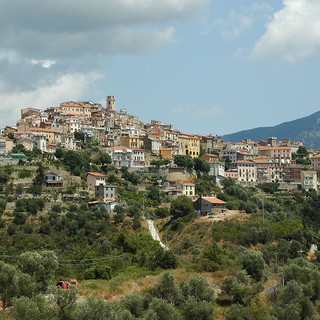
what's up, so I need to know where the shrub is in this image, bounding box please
[84,265,112,280]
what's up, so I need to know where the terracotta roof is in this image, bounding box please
[31,128,61,134]
[87,172,106,177]
[181,182,195,186]
[237,151,253,155]
[255,155,272,159]
[259,146,291,151]
[202,197,226,205]
[252,160,271,164]
[203,153,218,157]
[179,133,200,139]
[311,154,320,159]
[233,160,255,164]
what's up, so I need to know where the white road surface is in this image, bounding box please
[147,220,168,250]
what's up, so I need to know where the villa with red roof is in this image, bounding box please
[193,196,226,216]
[86,172,106,191]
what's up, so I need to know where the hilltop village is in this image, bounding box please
[2,97,320,319]
[1,96,320,193]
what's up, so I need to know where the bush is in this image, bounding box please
[84,265,112,280]
[18,169,32,179]
[170,195,194,220]
[239,250,266,282]
[154,207,170,218]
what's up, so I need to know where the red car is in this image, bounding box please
[68,279,78,286]
[56,281,70,289]
[56,279,79,289]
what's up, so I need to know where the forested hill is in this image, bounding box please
[222,110,320,148]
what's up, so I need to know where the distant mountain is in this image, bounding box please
[222,111,320,149]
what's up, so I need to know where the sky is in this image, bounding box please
[1,0,320,136]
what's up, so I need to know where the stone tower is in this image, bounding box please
[106,96,116,111]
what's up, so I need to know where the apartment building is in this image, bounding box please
[103,146,145,168]
[301,170,317,191]
[178,133,200,158]
[311,154,320,172]
[258,146,292,164]
[231,160,257,182]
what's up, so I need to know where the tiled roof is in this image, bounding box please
[202,197,226,205]
[233,160,255,164]
[259,146,291,151]
[31,128,61,134]
[87,172,106,177]
[203,153,218,157]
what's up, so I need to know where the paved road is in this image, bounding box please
[146,220,168,250]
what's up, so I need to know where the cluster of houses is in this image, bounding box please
[1,96,320,192]
[85,171,227,216]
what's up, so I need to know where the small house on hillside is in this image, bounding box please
[194,196,226,216]
[88,200,121,211]
[44,172,63,187]
[95,184,116,200]
[86,172,106,191]
[179,182,195,197]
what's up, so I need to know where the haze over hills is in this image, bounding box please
[222,110,320,149]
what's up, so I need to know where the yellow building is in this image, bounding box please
[160,148,174,159]
[201,153,219,163]
[30,128,62,144]
[178,133,200,158]
[120,135,144,149]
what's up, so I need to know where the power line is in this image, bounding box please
[0,253,128,264]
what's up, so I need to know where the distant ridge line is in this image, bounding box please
[222,110,320,149]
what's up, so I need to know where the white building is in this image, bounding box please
[208,162,225,186]
[104,146,133,168]
[103,146,145,168]
[33,135,47,152]
[231,160,257,182]
[132,148,145,168]
[301,170,317,191]
[179,182,195,197]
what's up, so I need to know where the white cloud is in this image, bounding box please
[0,72,100,128]
[0,0,209,128]
[195,106,224,116]
[0,0,208,59]
[214,3,274,40]
[220,12,253,40]
[30,59,56,68]
[252,0,320,62]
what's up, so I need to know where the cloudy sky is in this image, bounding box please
[1,0,320,135]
